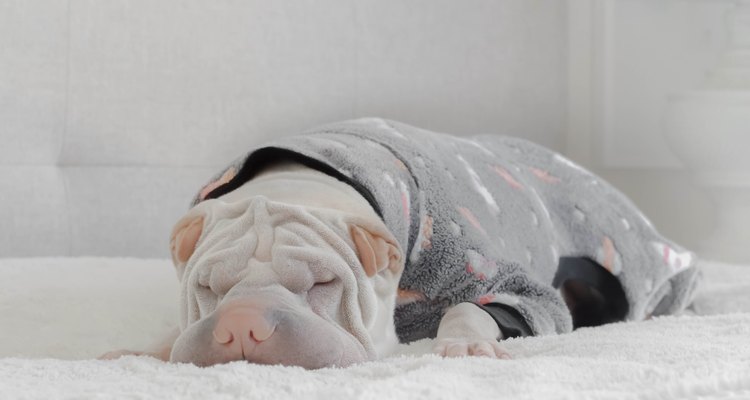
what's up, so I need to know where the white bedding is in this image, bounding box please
[1,258,749,399]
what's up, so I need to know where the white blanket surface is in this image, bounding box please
[1,258,749,400]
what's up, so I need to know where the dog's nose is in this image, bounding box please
[212,302,276,347]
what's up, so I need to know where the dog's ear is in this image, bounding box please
[169,212,205,272]
[349,224,402,278]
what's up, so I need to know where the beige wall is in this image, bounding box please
[566,0,734,260]
[0,0,568,257]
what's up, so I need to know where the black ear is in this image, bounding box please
[552,257,629,329]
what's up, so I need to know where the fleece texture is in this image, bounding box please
[196,118,701,342]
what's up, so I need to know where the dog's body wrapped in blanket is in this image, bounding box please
[196,118,701,343]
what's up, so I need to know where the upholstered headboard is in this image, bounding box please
[1,1,566,257]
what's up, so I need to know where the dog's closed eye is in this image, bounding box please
[307,275,339,301]
[306,261,337,291]
[313,278,336,288]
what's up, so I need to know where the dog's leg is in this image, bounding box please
[433,302,511,359]
[98,326,179,361]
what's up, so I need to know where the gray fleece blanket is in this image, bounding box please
[195,118,701,342]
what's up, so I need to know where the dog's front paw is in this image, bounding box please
[98,349,145,360]
[433,338,511,359]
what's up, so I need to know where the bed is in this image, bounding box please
[1,257,748,399]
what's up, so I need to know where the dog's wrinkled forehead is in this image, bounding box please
[177,197,366,318]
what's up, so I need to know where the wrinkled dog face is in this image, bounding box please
[168,196,402,368]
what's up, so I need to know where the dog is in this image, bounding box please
[101,118,700,368]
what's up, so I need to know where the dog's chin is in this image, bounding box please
[170,308,372,369]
